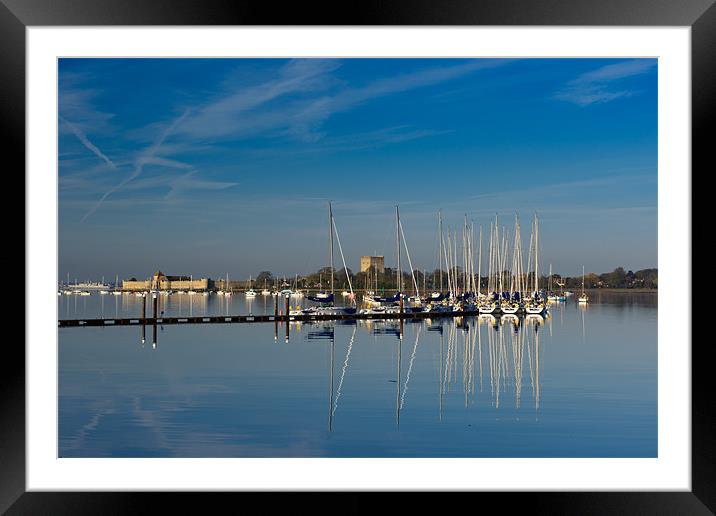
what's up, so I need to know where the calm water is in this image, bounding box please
[58,292,657,457]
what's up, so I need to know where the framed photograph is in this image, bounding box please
[8,0,709,511]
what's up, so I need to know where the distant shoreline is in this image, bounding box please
[580,288,657,294]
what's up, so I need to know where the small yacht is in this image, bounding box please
[478,301,499,315]
[501,302,521,315]
[245,275,257,297]
[525,302,546,315]
[578,266,589,304]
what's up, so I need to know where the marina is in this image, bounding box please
[59,209,623,325]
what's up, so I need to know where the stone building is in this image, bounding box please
[122,271,212,291]
[360,256,385,274]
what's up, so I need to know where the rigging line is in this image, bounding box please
[400,326,422,410]
[331,217,355,300]
[332,326,357,417]
[399,219,420,298]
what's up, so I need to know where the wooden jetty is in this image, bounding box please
[57,310,490,328]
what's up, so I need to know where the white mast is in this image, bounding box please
[399,216,420,298]
[438,210,444,292]
[329,201,334,296]
[478,225,483,296]
[396,206,402,293]
[534,213,539,295]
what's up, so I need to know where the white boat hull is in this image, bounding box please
[525,305,546,315]
[478,304,499,314]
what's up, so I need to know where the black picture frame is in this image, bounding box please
[5,0,709,511]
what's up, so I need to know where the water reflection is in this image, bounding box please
[59,289,645,320]
[59,293,660,458]
[308,315,550,429]
[143,314,552,428]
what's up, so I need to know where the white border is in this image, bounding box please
[27,27,690,491]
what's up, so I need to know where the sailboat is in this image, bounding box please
[525,213,547,315]
[501,214,523,315]
[224,272,232,296]
[99,275,110,294]
[479,217,500,315]
[245,275,257,297]
[363,207,401,314]
[296,202,356,316]
[547,264,559,301]
[428,210,448,305]
[554,275,567,301]
[578,266,589,303]
[290,274,303,298]
[112,274,122,295]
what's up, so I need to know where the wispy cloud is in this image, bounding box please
[59,70,116,134]
[60,116,117,169]
[80,110,190,222]
[173,59,513,143]
[164,171,238,200]
[64,58,512,221]
[283,59,513,142]
[174,59,341,141]
[554,60,656,106]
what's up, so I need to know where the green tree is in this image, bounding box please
[255,271,273,286]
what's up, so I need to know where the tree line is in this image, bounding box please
[217,266,657,291]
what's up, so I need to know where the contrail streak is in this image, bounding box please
[80,109,190,222]
[59,116,116,169]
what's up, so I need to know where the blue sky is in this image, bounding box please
[58,58,657,282]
